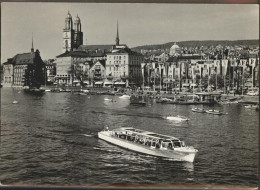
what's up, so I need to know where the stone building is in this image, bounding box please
[2,44,45,88]
[106,46,144,87]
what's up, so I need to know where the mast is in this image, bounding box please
[216,55,218,91]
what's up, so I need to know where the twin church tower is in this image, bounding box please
[62,11,83,53]
[62,11,120,53]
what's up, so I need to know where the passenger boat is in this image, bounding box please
[205,109,225,115]
[98,127,198,162]
[119,94,131,99]
[192,108,206,113]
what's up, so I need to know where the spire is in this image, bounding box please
[115,20,120,46]
[31,32,34,53]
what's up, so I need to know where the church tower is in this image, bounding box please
[31,33,34,53]
[62,11,74,53]
[115,21,120,46]
[73,14,83,49]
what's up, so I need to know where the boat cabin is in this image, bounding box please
[111,127,186,150]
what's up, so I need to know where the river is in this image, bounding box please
[0,88,258,188]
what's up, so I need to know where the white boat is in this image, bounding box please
[104,98,116,102]
[192,108,206,113]
[45,89,51,92]
[206,109,225,115]
[98,127,198,162]
[245,105,258,109]
[12,100,19,104]
[165,115,189,121]
[119,94,131,99]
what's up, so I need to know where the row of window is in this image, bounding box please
[108,66,126,71]
[108,55,126,60]
[109,61,126,65]
[4,77,12,83]
[14,69,25,73]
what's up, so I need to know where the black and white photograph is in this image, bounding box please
[0,1,259,189]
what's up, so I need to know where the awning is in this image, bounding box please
[83,81,89,84]
[115,82,126,85]
[191,84,197,87]
[73,80,79,83]
[104,82,113,85]
[95,81,103,85]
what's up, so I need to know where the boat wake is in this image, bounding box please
[164,115,189,122]
[91,110,163,119]
[83,134,93,137]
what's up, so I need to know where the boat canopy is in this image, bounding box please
[113,127,179,141]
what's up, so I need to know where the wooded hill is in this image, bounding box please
[131,40,259,51]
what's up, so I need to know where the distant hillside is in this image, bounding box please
[132,40,259,52]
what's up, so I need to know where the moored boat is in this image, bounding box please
[98,127,198,162]
[12,100,19,104]
[206,109,225,115]
[119,94,131,99]
[130,95,147,106]
[245,105,258,109]
[192,108,206,113]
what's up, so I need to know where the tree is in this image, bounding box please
[68,62,88,87]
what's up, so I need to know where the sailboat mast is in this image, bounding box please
[216,55,218,91]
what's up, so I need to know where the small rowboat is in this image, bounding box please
[192,108,206,113]
[206,109,225,115]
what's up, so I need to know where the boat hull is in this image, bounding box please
[98,131,197,162]
[205,111,224,115]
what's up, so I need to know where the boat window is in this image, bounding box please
[162,142,167,148]
[173,141,181,147]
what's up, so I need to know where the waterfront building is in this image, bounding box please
[105,23,144,88]
[106,46,144,88]
[2,61,14,87]
[2,43,45,88]
[90,60,106,87]
[44,59,56,84]
[55,50,106,85]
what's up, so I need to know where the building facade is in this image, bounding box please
[3,47,45,88]
[105,46,144,87]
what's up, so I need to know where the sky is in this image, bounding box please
[1,3,259,62]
